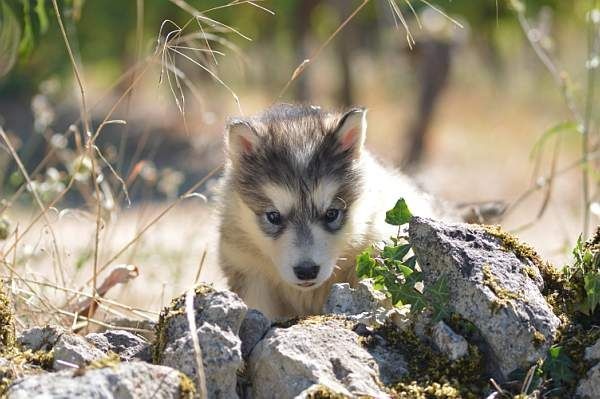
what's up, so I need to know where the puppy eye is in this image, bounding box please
[324,208,342,225]
[265,211,282,225]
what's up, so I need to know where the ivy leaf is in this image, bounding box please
[385,198,413,226]
[404,255,417,269]
[404,287,428,314]
[382,243,411,262]
[543,345,575,385]
[425,276,451,322]
[398,264,415,279]
[356,251,376,279]
[584,272,600,314]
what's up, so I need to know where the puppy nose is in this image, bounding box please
[293,261,320,280]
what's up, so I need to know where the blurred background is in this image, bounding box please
[0,0,597,328]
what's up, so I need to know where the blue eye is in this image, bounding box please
[265,211,282,225]
[324,208,342,227]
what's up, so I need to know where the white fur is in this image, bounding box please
[263,183,296,214]
[312,179,341,212]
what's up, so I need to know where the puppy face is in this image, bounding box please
[225,104,367,289]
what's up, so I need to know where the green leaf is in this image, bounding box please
[34,0,48,33]
[398,264,415,278]
[19,0,34,57]
[404,255,417,269]
[530,121,579,161]
[584,272,600,314]
[385,198,413,226]
[543,345,575,385]
[424,276,451,322]
[382,243,411,262]
[356,251,376,279]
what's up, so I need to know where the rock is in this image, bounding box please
[162,323,241,399]
[324,279,388,314]
[86,330,149,361]
[155,285,247,398]
[17,325,66,352]
[323,280,390,326]
[53,333,105,371]
[584,338,600,361]
[157,285,247,352]
[6,361,192,399]
[408,217,560,378]
[576,363,600,399]
[101,318,157,341]
[248,317,406,398]
[239,309,270,359]
[431,321,469,361]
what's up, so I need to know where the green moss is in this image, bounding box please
[178,372,196,399]
[88,352,121,370]
[305,385,351,399]
[153,283,215,364]
[0,349,54,394]
[0,284,15,349]
[484,225,545,268]
[532,330,546,347]
[482,264,521,312]
[369,323,487,398]
[392,381,461,398]
[273,314,355,329]
[521,266,539,280]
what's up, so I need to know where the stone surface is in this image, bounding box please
[324,279,388,315]
[156,285,247,398]
[53,333,105,371]
[17,325,66,352]
[431,321,469,361]
[584,338,600,361]
[408,217,560,378]
[576,363,600,399]
[6,361,189,399]
[86,329,149,361]
[239,309,270,359]
[248,318,406,398]
[161,287,247,345]
[101,318,156,341]
[162,323,241,399]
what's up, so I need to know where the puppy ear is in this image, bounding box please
[333,108,367,157]
[226,118,258,159]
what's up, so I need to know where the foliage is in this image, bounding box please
[356,198,450,322]
[564,234,600,316]
[542,345,576,386]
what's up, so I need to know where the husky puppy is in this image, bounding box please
[217,104,439,319]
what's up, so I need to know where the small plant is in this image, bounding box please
[355,198,450,322]
[564,234,600,315]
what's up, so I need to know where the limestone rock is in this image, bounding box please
[248,317,406,398]
[584,337,600,361]
[576,363,600,399]
[431,321,469,361]
[408,217,560,378]
[239,309,270,359]
[86,329,149,361]
[52,333,105,371]
[17,325,66,352]
[162,323,241,399]
[155,285,247,398]
[6,361,190,399]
